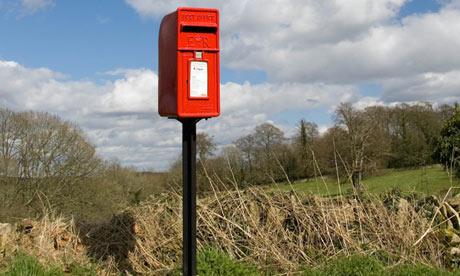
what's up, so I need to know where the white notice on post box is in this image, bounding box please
[190,61,208,98]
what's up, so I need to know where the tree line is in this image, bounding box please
[1,102,458,221]
[191,102,458,193]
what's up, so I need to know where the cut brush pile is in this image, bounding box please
[0,186,456,275]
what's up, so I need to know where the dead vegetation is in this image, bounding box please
[2,182,459,275]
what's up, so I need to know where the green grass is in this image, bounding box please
[10,248,456,276]
[4,246,459,276]
[170,252,460,276]
[197,247,260,276]
[168,246,261,276]
[1,253,98,276]
[276,166,460,197]
[2,254,65,276]
[301,254,460,276]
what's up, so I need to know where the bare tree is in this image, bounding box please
[252,123,287,182]
[197,132,216,162]
[222,145,245,182]
[235,134,256,173]
[0,109,102,210]
[234,123,287,184]
[0,109,21,178]
[253,123,285,157]
[334,103,378,193]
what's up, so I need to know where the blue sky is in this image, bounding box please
[0,1,158,80]
[399,0,441,17]
[1,0,460,170]
[0,0,272,86]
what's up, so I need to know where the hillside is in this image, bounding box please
[277,166,459,197]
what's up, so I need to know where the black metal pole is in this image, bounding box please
[181,119,198,276]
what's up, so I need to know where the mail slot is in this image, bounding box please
[158,7,220,118]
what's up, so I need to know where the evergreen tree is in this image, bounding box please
[434,103,460,177]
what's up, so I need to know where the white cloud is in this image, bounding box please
[126,0,409,80]
[352,97,386,110]
[20,0,54,14]
[0,60,361,170]
[99,69,157,114]
[383,70,460,103]
[0,0,54,17]
[126,0,407,28]
[225,7,460,84]
[444,0,460,9]
[124,0,181,18]
[126,0,460,89]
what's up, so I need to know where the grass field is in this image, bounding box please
[276,166,460,197]
[4,252,460,276]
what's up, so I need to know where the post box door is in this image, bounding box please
[178,50,219,117]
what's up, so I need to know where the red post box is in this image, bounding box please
[158,7,220,118]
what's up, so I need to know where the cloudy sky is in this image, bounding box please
[1,0,460,171]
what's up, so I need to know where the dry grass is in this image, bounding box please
[0,213,91,272]
[193,187,440,272]
[1,183,448,275]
